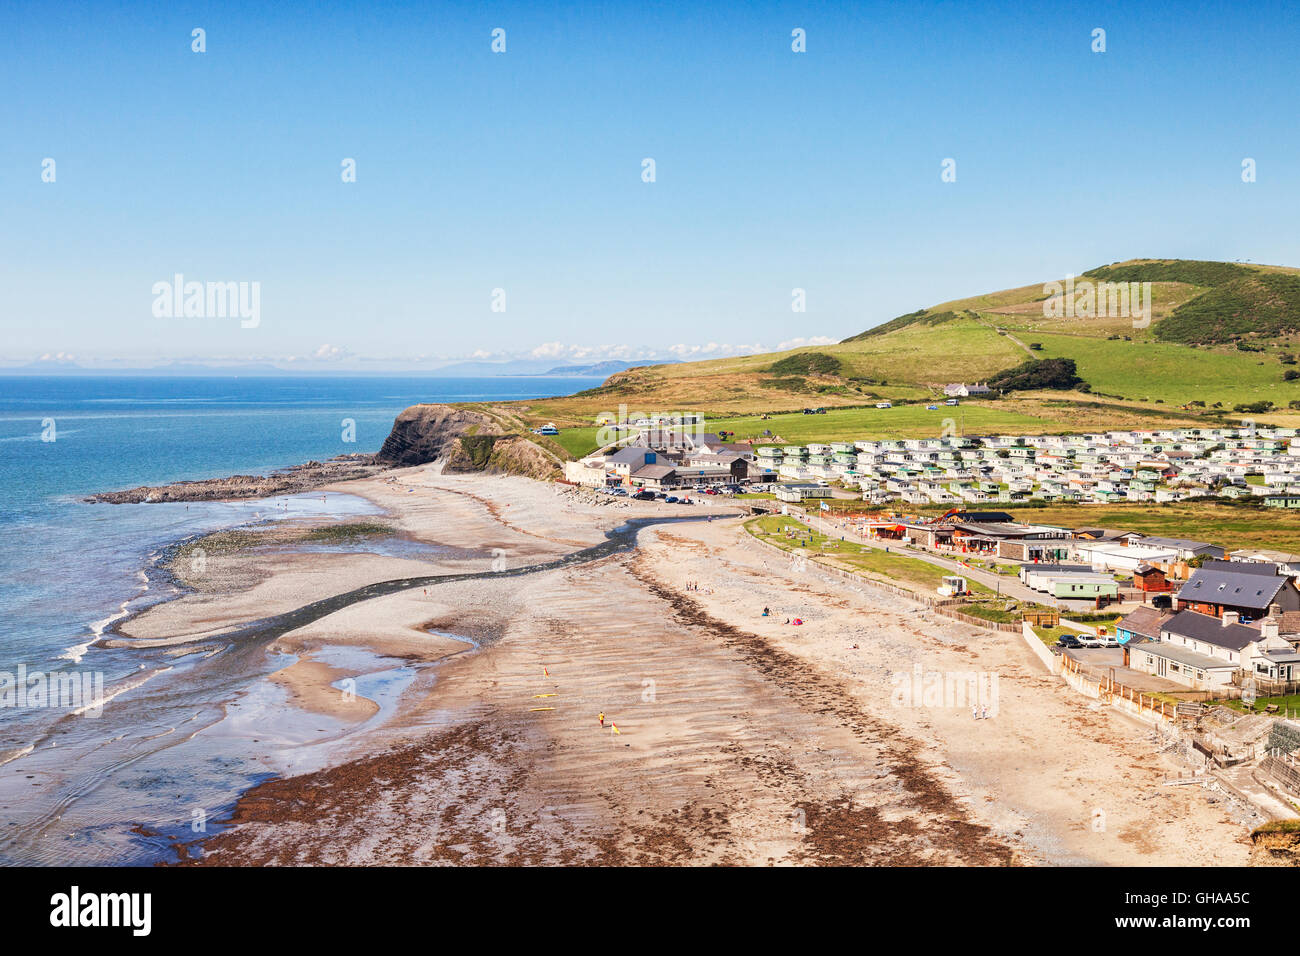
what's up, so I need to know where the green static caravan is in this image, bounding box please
[1051,577,1120,600]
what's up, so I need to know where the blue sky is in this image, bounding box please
[3,0,1299,369]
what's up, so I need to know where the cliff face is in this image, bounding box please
[376,405,505,466]
[377,404,562,479]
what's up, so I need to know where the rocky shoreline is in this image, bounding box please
[86,453,387,504]
[86,402,566,505]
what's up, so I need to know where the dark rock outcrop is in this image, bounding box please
[376,405,505,466]
[89,455,383,503]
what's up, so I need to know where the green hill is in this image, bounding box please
[493,258,1300,454]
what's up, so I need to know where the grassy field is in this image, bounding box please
[1028,333,1300,408]
[745,515,995,596]
[708,404,1059,444]
[955,501,1300,553]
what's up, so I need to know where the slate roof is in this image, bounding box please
[1162,609,1262,652]
[1176,561,1287,611]
[1116,606,1171,640]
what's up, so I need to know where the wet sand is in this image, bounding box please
[135,468,1250,866]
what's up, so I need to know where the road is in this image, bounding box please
[794,508,1057,606]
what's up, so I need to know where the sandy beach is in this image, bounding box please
[110,467,1253,866]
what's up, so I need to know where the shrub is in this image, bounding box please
[987,357,1085,392]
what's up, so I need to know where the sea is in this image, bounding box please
[0,374,602,864]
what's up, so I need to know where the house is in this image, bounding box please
[943,383,991,397]
[564,458,615,488]
[1248,616,1300,682]
[1176,559,1300,619]
[1115,606,1170,646]
[683,452,751,482]
[1125,609,1263,689]
[1127,640,1239,689]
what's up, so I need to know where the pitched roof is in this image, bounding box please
[607,446,656,465]
[1176,561,1287,611]
[1140,536,1224,556]
[1117,606,1171,640]
[1201,559,1281,577]
[631,463,677,480]
[1163,609,1262,651]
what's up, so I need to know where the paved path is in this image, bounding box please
[795,510,1047,603]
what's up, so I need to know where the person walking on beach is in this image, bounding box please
[598,712,605,728]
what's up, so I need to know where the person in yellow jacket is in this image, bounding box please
[598,712,605,728]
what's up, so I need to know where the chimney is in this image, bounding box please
[1262,617,1280,642]
[1222,611,1240,628]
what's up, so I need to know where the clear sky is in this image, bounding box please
[3,0,1299,369]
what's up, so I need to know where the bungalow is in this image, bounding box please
[1136,536,1224,562]
[1073,541,1178,574]
[1125,609,1265,689]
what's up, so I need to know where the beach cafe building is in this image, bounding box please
[924,519,1070,559]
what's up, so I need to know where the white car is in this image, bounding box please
[1076,634,1105,649]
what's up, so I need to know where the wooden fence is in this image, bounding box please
[1060,655,1175,723]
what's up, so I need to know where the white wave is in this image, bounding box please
[0,744,35,767]
[70,665,173,718]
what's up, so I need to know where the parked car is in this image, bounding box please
[1151,594,1173,609]
[1076,634,1104,648]
[1096,634,1119,647]
[1057,634,1082,649]
[665,496,679,503]
[631,491,655,501]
